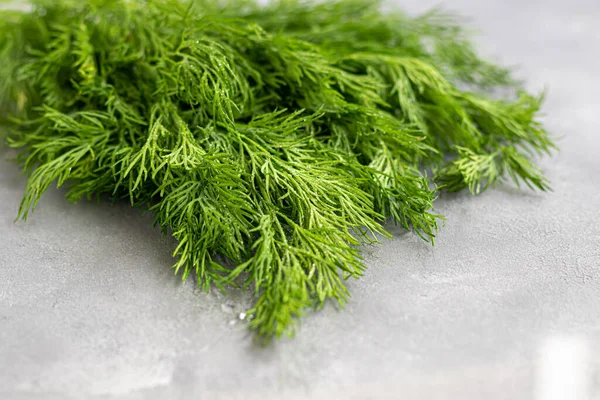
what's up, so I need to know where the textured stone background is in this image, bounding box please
[1,0,599,399]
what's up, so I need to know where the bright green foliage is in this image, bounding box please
[0,0,555,340]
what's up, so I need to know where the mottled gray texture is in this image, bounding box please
[1,0,599,399]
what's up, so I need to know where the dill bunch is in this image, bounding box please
[0,0,555,340]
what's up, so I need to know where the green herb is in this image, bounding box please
[0,0,555,340]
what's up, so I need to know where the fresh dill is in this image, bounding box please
[0,0,555,340]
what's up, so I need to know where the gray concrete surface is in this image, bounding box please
[1,0,600,399]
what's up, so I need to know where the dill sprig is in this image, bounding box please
[0,0,555,340]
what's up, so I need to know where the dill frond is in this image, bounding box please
[0,0,555,341]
